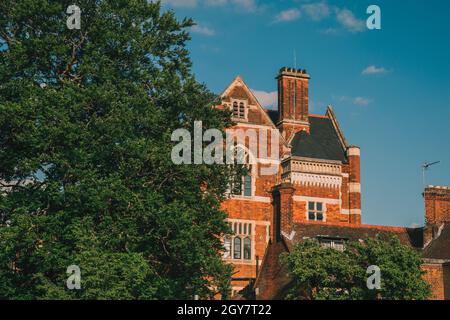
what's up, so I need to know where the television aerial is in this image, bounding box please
[422,161,440,188]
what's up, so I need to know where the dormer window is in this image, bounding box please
[232,100,247,120]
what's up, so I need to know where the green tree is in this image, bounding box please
[282,236,431,300]
[0,0,234,299]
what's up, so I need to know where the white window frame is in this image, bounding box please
[306,201,326,222]
[229,145,256,198]
[223,219,255,262]
[319,238,345,252]
[231,99,248,121]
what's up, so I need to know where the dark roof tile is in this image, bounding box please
[285,222,423,249]
[291,116,347,162]
[423,225,450,260]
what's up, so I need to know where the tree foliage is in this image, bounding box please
[0,0,234,299]
[282,236,431,300]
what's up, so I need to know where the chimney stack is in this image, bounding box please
[423,186,450,246]
[276,67,310,141]
[424,186,450,226]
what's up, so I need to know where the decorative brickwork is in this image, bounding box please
[424,186,450,225]
[422,263,450,300]
[216,66,448,300]
[217,66,364,296]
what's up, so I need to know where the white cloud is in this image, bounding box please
[161,0,258,11]
[322,27,338,34]
[269,5,363,34]
[336,8,365,32]
[301,2,330,21]
[206,0,258,11]
[362,65,389,75]
[205,0,227,5]
[252,89,278,109]
[231,0,258,11]
[338,95,371,106]
[160,0,198,7]
[273,8,301,23]
[191,24,215,36]
[353,97,371,106]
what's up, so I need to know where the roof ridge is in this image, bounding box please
[294,221,411,233]
[326,105,349,149]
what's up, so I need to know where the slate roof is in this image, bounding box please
[266,110,279,125]
[255,222,450,299]
[291,116,348,162]
[283,222,424,251]
[423,225,450,260]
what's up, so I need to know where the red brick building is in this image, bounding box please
[218,66,450,300]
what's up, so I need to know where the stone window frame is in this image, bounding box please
[229,145,257,199]
[231,99,248,121]
[223,219,255,263]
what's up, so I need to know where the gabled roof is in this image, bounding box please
[291,115,348,162]
[220,76,277,129]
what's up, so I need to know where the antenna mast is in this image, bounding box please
[293,49,297,69]
[422,161,440,188]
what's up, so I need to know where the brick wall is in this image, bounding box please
[254,241,290,300]
[424,186,450,225]
[422,263,445,300]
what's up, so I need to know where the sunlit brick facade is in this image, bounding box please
[218,67,362,296]
[217,66,449,300]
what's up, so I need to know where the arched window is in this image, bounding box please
[230,146,254,197]
[233,237,241,259]
[223,236,231,259]
[243,237,251,260]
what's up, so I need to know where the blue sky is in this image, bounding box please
[161,0,450,228]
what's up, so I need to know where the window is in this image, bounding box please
[231,172,252,197]
[231,174,243,195]
[229,146,254,197]
[243,237,251,260]
[243,175,252,196]
[319,238,345,252]
[232,102,239,117]
[233,237,241,259]
[308,202,324,221]
[232,100,247,119]
[224,221,253,261]
[223,236,231,258]
[239,102,245,118]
